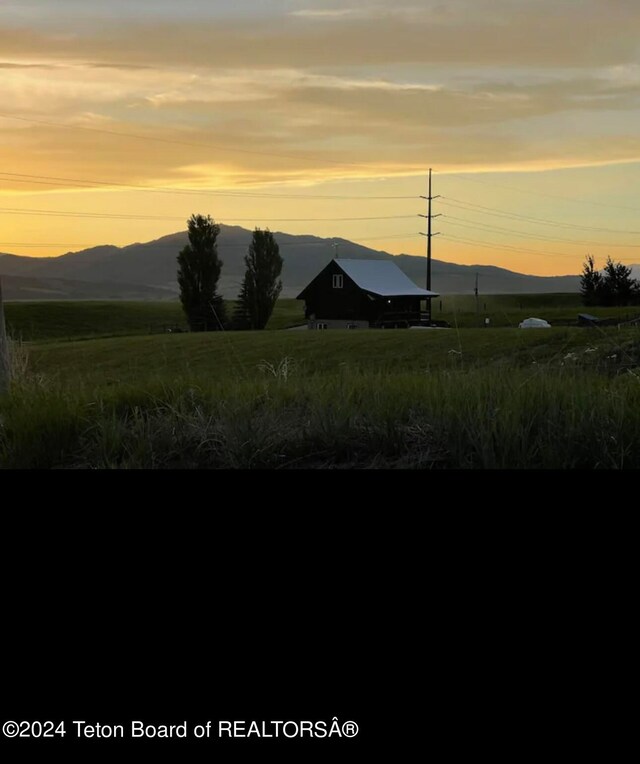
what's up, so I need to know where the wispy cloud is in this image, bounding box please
[2,2,640,70]
[1,1,640,189]
[288,8,357,18]
[86,62,154,70]
[0,62,60,69]
[1,1,640,276]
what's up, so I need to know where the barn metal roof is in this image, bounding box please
[335,259,439,297]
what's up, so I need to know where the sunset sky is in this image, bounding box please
[1,0,640,275]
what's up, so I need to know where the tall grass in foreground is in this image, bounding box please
[2,367,640,468]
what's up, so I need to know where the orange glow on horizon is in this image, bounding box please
[2,2,640,278]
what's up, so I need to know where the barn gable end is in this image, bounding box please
[297,259,439,329]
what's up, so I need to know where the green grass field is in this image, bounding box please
[5,294,639,342]
[433,293,639,328]
[3,298,306,341]
[5,294,640,341]
[4,300,187,341]
[2,295,640,468]
[23,325,639,388]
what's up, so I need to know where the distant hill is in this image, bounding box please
[0,224,591,299]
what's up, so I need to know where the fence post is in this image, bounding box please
[0,277,10,394]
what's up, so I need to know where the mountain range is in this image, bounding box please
[0,224,593,300]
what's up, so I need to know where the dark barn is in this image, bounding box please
[297,259,439,329]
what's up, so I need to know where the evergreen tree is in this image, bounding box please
[580,255,602,307]
[601,256,638,306]
[177,214,226,331]
[580,255,639,307]
[234,229,283,330]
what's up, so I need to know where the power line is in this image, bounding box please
[440,197,640,235]
[443,233,571,259]
[0,207,187,221]
[0,242,92,246]
[0,233,421,251]
[443,215,640,248]
[443,233,640,262]
[5,113,637,210]
[0,243,94,247]
[234,215,416,222]
[440,170,640,213]
[278,233,418,244]
[0,171,417,200]
[0,205,415,223]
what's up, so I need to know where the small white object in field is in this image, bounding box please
[519,317,551,329]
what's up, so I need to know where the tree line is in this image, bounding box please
[177,214,283,331]
[580,255,640,307]
[176,217,640,324]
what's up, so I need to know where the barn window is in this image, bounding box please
[332,274,343,289]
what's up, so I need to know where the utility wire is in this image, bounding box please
[442,233,640,262]
[438,170,640,213]
[0,233,420,250]
[0,205,415,223]
[0,171,417,200]
[443,215,640,248]
[440,197,640,235]
[443,234,572,259]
